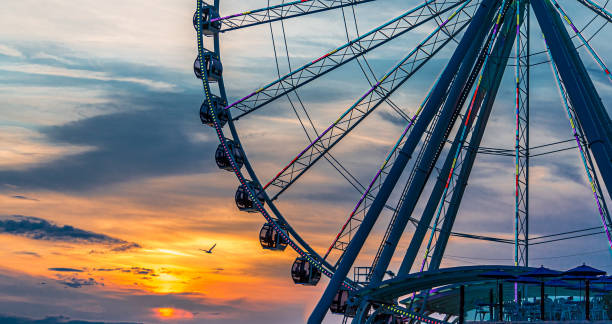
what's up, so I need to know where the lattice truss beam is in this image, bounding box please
[225,0,469,118]
[262,2,479,200]
[514,0,529,268]
[213,0,376,32]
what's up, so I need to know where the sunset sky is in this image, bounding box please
[1,0,611,323]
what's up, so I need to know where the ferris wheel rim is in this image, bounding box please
[195,0,363,290]
[196,0,612,321]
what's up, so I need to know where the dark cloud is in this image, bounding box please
[0,215,140,251]
[11,195,39,201]
[378,110,408,127]
[91,267,157,278]
[0,90,217,192]
[56,277,99,289]
[110,243,142,252]
[48,268,84,273]
[0,271,261,324]
[14,251,41,257]
[533,155,584,185]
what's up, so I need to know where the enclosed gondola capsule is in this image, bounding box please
[194,52,223,82]
[259,222,288,251]
[291,257,321,286]
[215,139,244,171]
[235,181,265,212]
[193,5,221,35]
[330,287,351,315]
[200,95,228,127]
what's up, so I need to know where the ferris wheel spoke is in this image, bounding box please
[550,0,612,80]
[212,0,376,32]
[225,0,470,119]
[263,2,478,200]
[575,0,612,23]
[325,96,427,261]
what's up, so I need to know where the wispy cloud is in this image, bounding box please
[56,276,99,288]
[31,52,76,65]
[0,44,23,58]
[0,63,178,92]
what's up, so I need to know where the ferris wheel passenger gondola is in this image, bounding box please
[291,257,322,286]
[194,52,223,82]
[235,181,265,212]
[193,4,220,35]
[215,139,244,171]
[259,222,288,251]
[200,95,228,127]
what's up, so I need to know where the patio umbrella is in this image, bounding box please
[544,279,573,299]
[523,266,561,320]
[591,277,612,294]
[508,276,541,284]
[563,263,606,277]
[563,264,606,320]
[479,270,518,280]
[479,271,516,321]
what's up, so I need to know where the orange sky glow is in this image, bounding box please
[0,1,611,323]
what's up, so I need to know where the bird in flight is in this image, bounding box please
[200,243,216,254]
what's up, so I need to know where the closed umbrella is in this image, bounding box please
[523,266,561,320]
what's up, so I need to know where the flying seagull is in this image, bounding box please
[200,243,216,254]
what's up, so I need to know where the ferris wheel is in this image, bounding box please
[193,0,612,323]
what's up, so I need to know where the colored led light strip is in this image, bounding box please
[383,305,446,324]
[195,0,355,290]
[545,40,612,253]
[549,0,612,81]
[418,0,508,275]
[514,0,521,271]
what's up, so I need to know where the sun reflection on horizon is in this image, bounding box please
[153,307,194,320]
